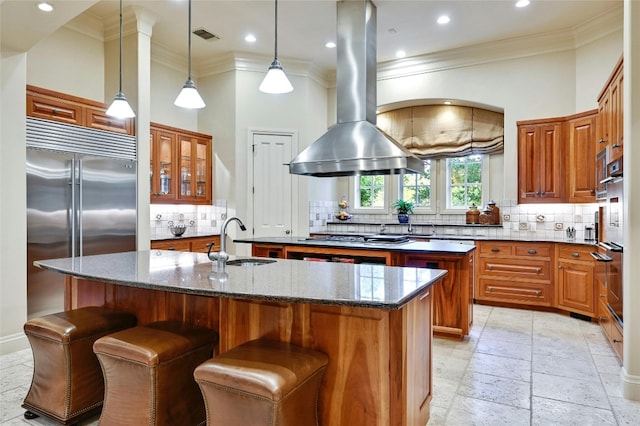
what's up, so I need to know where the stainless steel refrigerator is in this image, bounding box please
[26,117,137,319]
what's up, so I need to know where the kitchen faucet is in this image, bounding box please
[208,217,246,269]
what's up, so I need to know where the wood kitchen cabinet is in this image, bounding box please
[566,111,597,203]
[597,56,624,161]
[555,244,595,317]
[402,251,474,339]
[151,235,220,253]
[27,85,134,135]
[475,241,553,307]
[517,120,564,203]
[150,122,212,205]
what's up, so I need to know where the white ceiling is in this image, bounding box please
[1,0,622,75]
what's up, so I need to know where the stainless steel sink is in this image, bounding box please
[226,258,276,266]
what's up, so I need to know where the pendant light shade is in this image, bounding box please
[259,0,293,94]
[106,0,135,118]
[175,0,205,108]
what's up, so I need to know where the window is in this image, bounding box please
[357,175,385,208]
[401,160,431,208]
[446,155,483,209]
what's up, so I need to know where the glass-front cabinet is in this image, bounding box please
[150,123,212,205]
[177,135,211,203]
[150,127,177,202]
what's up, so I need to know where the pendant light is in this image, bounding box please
[174,0,205,109]
[106,0,135,118]
[259,0,293,94]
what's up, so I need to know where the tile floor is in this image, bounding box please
[1,305,639,425]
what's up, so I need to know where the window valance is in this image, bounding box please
[377,105,504,159]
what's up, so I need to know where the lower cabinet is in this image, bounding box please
[151,235,220,253]
[555,244,595,317]
[475,241,553,307]
[402,252,474,339]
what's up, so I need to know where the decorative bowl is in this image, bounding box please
[169,223,187,237]
[335,212,352,221]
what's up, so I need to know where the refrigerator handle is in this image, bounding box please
[78,159,83,257]
[71,158,77,258]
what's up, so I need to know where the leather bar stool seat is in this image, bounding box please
[22,306,137,424]
[93,320,218,426]
[194,339,328,426]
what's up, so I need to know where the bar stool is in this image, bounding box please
[194,339,328,426]
[93,320,218,426]
[22,306,137,424]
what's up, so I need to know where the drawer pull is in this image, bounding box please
[572,252,580,258]
[487,286,494,292]
[491,247,500,252]
[528,249,537,255]
[536,290,541,296]
[419,290,430,301]
[599,138,607,144]
[613,339,622,343]
[558,265,563,270]
[536,267,541,273]
[599,317,606,321]
[488,264,493,270]
[600,294,606,298]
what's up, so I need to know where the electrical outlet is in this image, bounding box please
[519,222,529,230]
[555,223,564,230]
[503,214,511,222]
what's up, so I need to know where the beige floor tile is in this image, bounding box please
[467,352,531,382]
[609,396,640,424]
[531,396,617,425]
[431,376,460,409]
[444,394,530,426]
[476,336,532,361]
[532,353,600,382]
[532,371,610,409]
[458,371,531,409]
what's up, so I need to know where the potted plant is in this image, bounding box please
[392,199,414,223]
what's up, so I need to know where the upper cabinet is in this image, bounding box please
[150,122,212,205]
[517,110,598,204]
[597,56,624,162]
[567,111,598,203]
[517,119,564,203]
[26,85,134,135]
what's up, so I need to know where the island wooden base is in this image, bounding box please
[66,277,435,425]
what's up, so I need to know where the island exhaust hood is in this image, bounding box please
[288,0,424,177]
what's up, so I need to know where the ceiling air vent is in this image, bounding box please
[193,28,220,41]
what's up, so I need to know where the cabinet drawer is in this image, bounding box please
[514,244,551,258]
[191,237,220,253]
[151,240,191,251]
[478,278,552,306]
[478,258,550,281]
[557,245,595,263]
[610,322,623,361]
[478,242,513,256]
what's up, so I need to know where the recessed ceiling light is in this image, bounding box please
[516,0,531,8]
[245,34,257,43]
[437,15,450,25]
[37,2,53,12]
[395,50,406,59]
[325,41,336,49]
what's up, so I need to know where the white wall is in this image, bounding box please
[0,52,28,354]
[27,26,105,101]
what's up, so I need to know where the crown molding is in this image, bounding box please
[377,4,623,81]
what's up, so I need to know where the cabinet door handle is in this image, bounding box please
[558,265,563,269]
[600,294,606,298]
[612,143,621,149]
[613,339,622,343]
[599,317,606,321]
[419,290,431,301]
[572,252,580,258]
[491,247,500,252]
[599,138,607,144]
[536,191,541,196]
[528,249,537,255]
[541,191,546,195]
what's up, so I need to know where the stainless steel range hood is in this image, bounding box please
[289,0,424,177]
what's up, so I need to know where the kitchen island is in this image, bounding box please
[237,236,476,339]
[35,250,447,425]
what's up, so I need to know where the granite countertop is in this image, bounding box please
[235,236,476,254]
[34,251,447,310]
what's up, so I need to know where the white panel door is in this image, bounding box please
[252,132,293,237]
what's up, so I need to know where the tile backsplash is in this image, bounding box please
[310,200,599,241]
[150,200,227,239]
